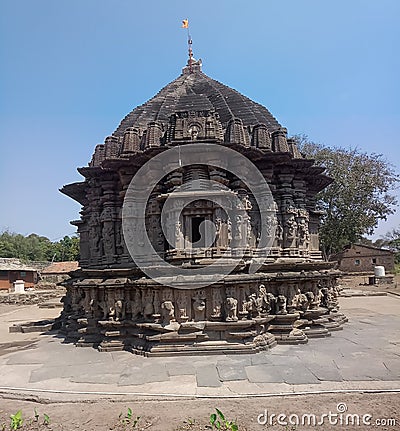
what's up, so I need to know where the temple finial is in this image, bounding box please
[181,18,194,73]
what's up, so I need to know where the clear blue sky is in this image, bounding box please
[1,0,399,240]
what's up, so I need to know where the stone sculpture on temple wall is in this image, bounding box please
[225,296,238,321]
[89,212,102,263]
[245,215,252,247]
[70,288,81,313]
[106,291,117,320]
[276,295,288,315]
[246,292,258,318]
[131,289,142,320]
[177,291,189,322]
[328,283,339,311]
[283,283,298,313]
[284,214,297,247]
[256,284,276,316]
[214,217,223,248]
[101,207,116,258]
[153,290,161,316]
[102,222,115,257]
[175,220,185,249]
[292,288,309,312]
[143,290,154,320]
[241,195,253,211]
[192,291,206,321]
[114,299,125,321]
[97,291,107,320]
[305,291,318,310]
[297,218,310,248]
[77,289,90,315]
[264,214,276,238]
[211,288,223,319]
[234,215,243,241]
[114,220,123,256]
[227,218,232,244]
[239,297,249,319]
[161,300,175,325]
[297,209,310,249]
[274,220,284,248]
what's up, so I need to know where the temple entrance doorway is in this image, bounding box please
[190,216,205,247]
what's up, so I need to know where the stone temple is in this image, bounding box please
[60,58,346,356]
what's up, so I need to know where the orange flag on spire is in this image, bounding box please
[182,19,189,28]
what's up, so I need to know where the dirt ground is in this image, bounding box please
[0,392,399,431]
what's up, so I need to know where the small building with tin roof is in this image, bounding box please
[0,258,39,290]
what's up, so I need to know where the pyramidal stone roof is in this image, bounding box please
[113,59,282,137]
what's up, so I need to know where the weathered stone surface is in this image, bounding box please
[245,365,284,383]
[216,363,248,381]
[304,361,343,381]
[196,365,222,387]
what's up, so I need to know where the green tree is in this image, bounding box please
[0,231,19,258]
[25,233,54,261]
[295,135,399,258]
[53,236,80,261]
[382,227,400,264]
[0,231,79,262]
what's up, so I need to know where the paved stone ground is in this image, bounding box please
[0,295,399,401]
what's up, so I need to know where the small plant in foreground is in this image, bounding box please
[34,409,50,426]
[43,413,50,426]
[209,408,238,431]
[118,407,140,428]
[183,417,196,427]
[10,411,23,430]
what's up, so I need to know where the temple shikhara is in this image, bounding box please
[61,56,346,355]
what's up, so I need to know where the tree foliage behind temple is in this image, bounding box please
[0,231,79,262]
[382,227,400,265]
[295,135,399,258]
